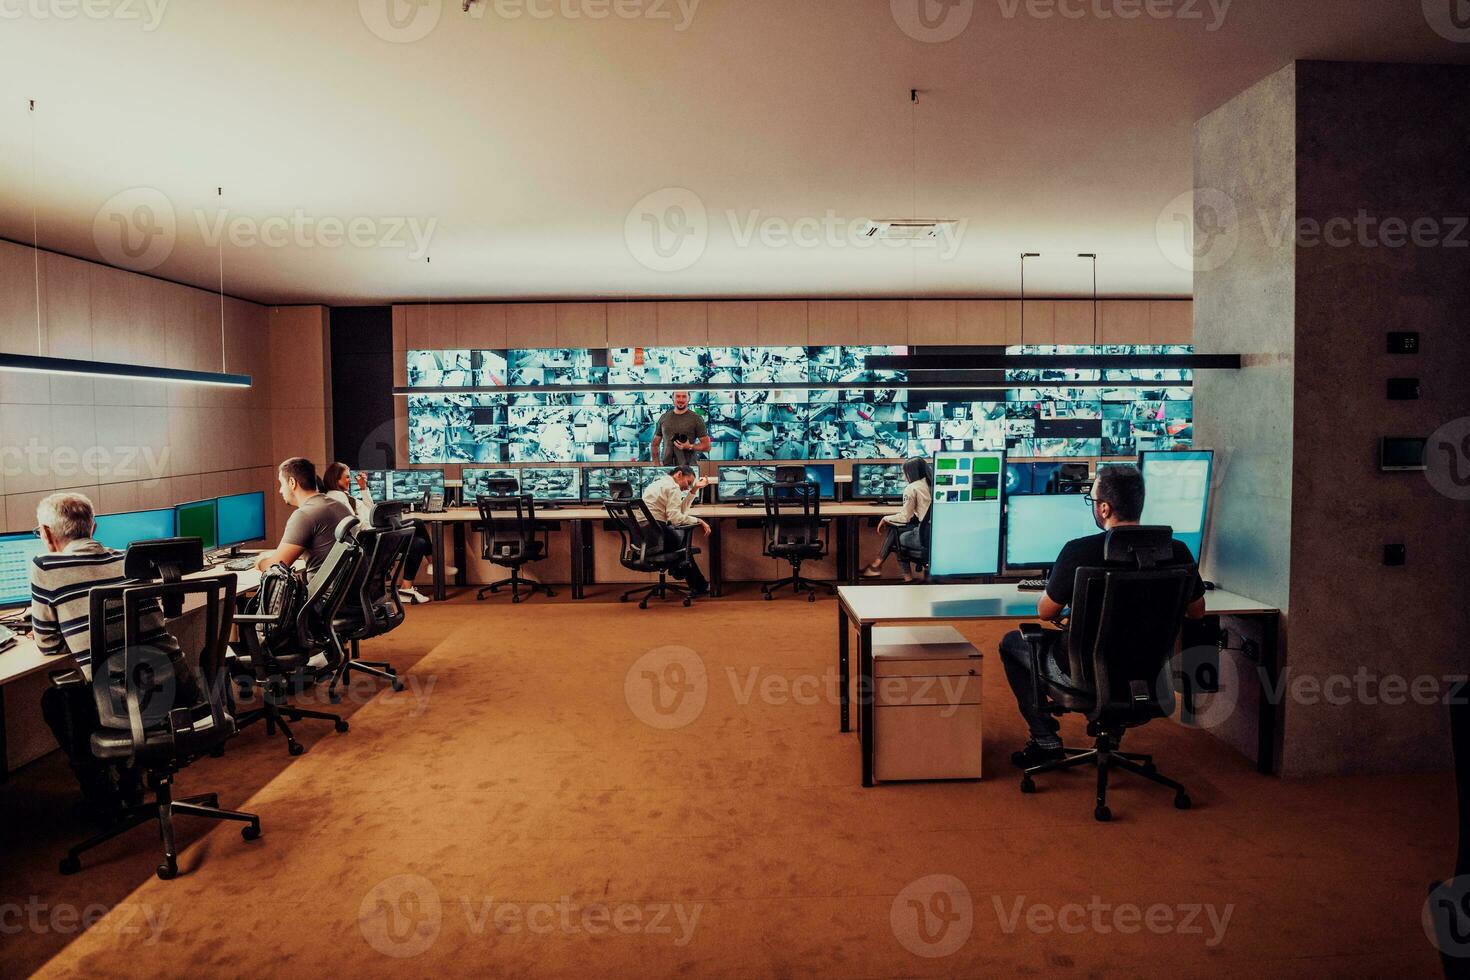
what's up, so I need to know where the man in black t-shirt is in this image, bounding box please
[651,391,712,467]
[1001,464,1206,769]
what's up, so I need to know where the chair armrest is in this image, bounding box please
[47,667,86,688]
[1019,622,1067,714]
[232,613,280,625]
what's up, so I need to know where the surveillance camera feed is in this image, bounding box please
[404,344,1194,466]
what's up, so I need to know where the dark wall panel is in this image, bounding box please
[330,307,395,468]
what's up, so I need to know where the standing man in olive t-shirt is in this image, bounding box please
[651,391,712,467]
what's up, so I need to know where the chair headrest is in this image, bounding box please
[334,515,361,542]
[775,465,807,484]
[368,501,411,529]
[1103,525,1176,567]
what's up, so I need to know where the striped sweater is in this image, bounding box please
[30,538,179,673]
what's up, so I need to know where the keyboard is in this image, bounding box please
[1017,579,1047,592]
[223,557,258,571]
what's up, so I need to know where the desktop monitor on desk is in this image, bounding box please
[93,508,176,552]
[362,469,446,504]
[849,462,906,502]
[716,464,836,503]
[927,451,1005,578]
[584,466,656,502]
[518,468,582,504]
[0,531,46,609]
[216,491,266,550]
[461,468,518,502]
[1139,449,1213,561]
[174,499,219,551]
[1004,494,1100,571]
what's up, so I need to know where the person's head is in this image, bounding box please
[669,465,698,490]
[35,492,95,552]
[672,390,691,413]
[321,461,350,493]
[901,457,931,485]
[1089,464,1145,530]
[277,457,321,507]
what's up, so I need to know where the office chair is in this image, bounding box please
[328,522,414,700]
[760,481,833,602]
[1016,525,1195,822]
[58,574,262,880]
[475,494,555,603]
[895,507,933,578]
[607,479,635,500]
[604,498,700,609]
[230,519,363,756]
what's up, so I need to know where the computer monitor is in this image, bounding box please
[93,508,176,552]
[1004,494,1100,570]
[518,467,582,502]
[927,451,1005,578]
[362,469,446,503]
[216,491,267,548]
[461,468,519,501]
[583,466,656,502]
[716,464,836,502]
[1139,449,1214,562]
[174,499,219,551]
[0,531,46,609]
[851,462,907,501]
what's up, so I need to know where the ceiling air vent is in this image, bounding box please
[862,219,956,241]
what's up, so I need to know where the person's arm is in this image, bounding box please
[1036,543,1076,622]
[254,542,304,572]
[1037,593,1065,622]
[689,415,712,454]
[29,576,64,657]
[884,484,918,526]
[1186,596,1207,620]
[650,432,662,463]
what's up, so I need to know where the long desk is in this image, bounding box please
[835,584,1282,786]
[0,564,263,781]
[410,501,898,601]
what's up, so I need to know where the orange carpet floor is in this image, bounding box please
[2,585,1456,978]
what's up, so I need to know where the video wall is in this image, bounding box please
[404,345,1194,464]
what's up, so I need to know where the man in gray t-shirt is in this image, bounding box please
[255,457,353,576]
[651,390,712,467]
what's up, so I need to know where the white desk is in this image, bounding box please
[835,584,1282,786]
[0,564,262,777]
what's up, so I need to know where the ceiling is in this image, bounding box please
[1,0,1465,306]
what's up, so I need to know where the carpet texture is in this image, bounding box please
[3,586,1456,978]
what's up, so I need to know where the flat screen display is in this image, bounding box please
[174,499,218,551]
[851,463,907,500]
[716,464,836,501]
[93,508,176,552]
[216,492,267,547]
[1005,494,1100,569]
[1139,449,1213,561]
[0,531,46,609]
[928,451,1004,577]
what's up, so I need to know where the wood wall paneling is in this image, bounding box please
[606,302,658,347]
[655,302,708,346]
[807,300,858,345]
[706,301,758,346]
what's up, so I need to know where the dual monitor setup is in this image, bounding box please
[0,491,268,610]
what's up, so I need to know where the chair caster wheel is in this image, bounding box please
[1094,805,1112,822]
[210,745,226,758]
[328,692,342,705]
[392,679,405,693]
[546,589,557,598]
[512,595,521,604]
[639,600,649,609]
[620,595,630,602]
[1174,794,1191,810]
[59,856,81,875]
[683,597,692,607]
[763,593,773,601]
[335,720,349,734]
[1142,762,1157,775]
[1019,777,1036,794]
[156,862,178,880]
[807,593,816,603]
[287,741,304,757]
[242,825,261,842]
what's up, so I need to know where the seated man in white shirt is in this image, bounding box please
[640,465,713,596]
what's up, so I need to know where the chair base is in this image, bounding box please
[59,771,261,880]
[476,570,555,604]
[1018,733,1190,822]
[621,575,695,609]
[234,685,348,757]
[762,558,835,602]
[329,638,404,700]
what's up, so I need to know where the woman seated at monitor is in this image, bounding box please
[860,457,933,582]
[321,462,436,604]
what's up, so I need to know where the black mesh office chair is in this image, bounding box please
[1017,525,1195,821]
[604,498,700,609]
[328,522,414,700]
[475,494,555,603]
[607,479,635,500]
[895,506,933,577]
[760,481,833,601]
[229,518,363,756]
[58,574,262,880]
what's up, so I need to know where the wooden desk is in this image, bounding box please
[408,501,897,601]
[835,584,1282,786]
[0,564,262,779]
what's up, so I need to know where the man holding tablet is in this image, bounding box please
[651,391,712,468]
[1000,464,1207,769]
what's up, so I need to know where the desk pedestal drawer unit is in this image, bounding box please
[872,626,982,782]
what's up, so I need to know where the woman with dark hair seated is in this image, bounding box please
[860,456,933,582]
[321,461,438,604]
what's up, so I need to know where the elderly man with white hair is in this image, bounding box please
[31,491,194,821]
